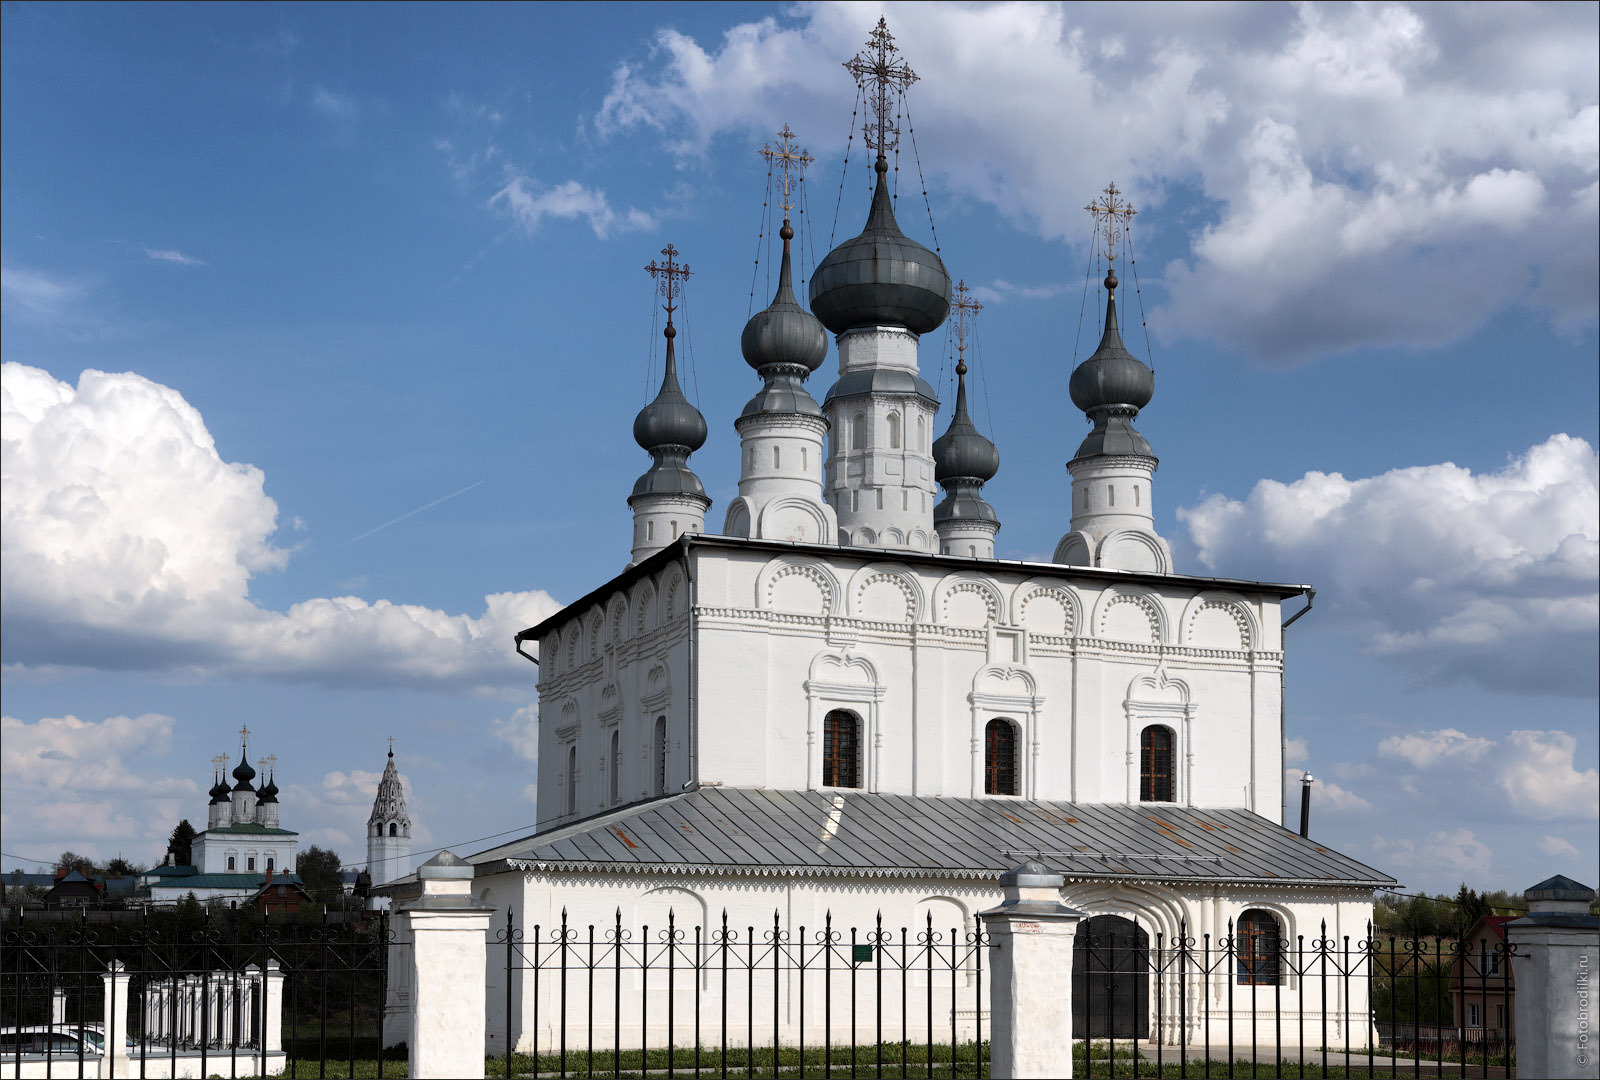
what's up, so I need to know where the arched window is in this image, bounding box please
[888,412,902,448]
[389,822,398,837]
[801,446,808,470]
[822,710,862,789]
[266,857,274,872]
[566,745,578,814]
[1236,910,1282,985]
[653,716,668,796]
[917,414,926,450]
[227,856,236,871]
[984,719,1019,796]
[773,445,781,469]
[247,856,256,872]
[851,413,866,449]
[1140,726,1175,802]
[609,729,621,805]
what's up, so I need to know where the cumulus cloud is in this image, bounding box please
[590,2,1597,359]
[1366,726,1597,824]
[1538,835,1580,858]
[1,363,563,693]
[1372,827,1493,880]
[491,704,539,802]
[0,713,195,864]
[1378,729,1493,769]
[489,175,655,240]
[1179,435,1599,695]
[1497,730,1600,820]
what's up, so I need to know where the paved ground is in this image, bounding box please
[1118,1039,1511,1078]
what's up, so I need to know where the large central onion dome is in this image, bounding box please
[231,753,256,792]
[809,158,951,335]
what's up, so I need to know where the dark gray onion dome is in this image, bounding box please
[933,378,999,484]
[209,774,230,805]
[809,158,951,335]
[1068,281,1154,414]
[231,753,256,792]
[632,331,708,454]
[742,227,827,374]
[258,771,279,805]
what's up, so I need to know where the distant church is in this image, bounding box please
[384,19,1391,1051]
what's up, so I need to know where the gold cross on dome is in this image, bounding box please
[644,244,692,321]
[213,753,228,774]
[760,124,813,218]
[263,754,277,773]
[951,280,982,376]
[238,725,250,749]
[844,17,918,156]
[1085,182,1137,270]
[388,735,395,755]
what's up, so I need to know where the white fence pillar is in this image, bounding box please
[1506,874,1599,1080]
[979,860,1083,1079]
[401,850,492,1080]
[259,959,285,1054]
[101,961,134,1075]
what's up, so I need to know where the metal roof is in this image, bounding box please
[470,787,1392,889]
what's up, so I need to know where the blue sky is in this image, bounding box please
[3,1,1596,897]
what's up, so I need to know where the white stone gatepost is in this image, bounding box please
[400,850,493,1080]
[101,961,134,1075]
[979,860,1083,1079]
[259,959,285,1055]
[1505,874,1599,1080]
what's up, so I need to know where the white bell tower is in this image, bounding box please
[366,740,412,888]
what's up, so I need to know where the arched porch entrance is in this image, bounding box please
[1072,914,1150,1039]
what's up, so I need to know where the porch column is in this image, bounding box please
[400,850,493,1080]
[979,860,1084,1079]
[1505,875,1599,1080]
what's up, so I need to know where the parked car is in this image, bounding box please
[0,1025,109,1055]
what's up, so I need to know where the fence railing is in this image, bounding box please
[1,907,402,1079]
[1070,918,1517,1079]
[494,908,994,1078]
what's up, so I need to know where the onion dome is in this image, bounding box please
[1068,275,1156,461]
[740,225,827,420]
[631,328,709,499]
[933,375,999,484]
[231,752,256,792]
[258,769,279,805]
[208,771,230,805]
[809,157,951,335]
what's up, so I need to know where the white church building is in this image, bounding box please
[382,19,1391,1053]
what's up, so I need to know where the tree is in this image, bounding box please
[1453,883,1492,939]
[298,846,345,907]
[104,857,144,878]
[54,851,97,874]
[168,820,197,867]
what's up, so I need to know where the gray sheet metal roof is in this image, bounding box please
[471,788,1392,888]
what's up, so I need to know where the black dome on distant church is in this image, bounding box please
[231,754,256,792]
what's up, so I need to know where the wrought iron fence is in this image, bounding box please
[1,906,402,1079]
[1070,917,1517,1079]
[495,908,994,1078]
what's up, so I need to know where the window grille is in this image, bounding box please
[609,729,620,805]
[984,719,1019,796]
[566,745,578,814]
[654,716,668,796]
[1139,725,1175,802]
[822,710,861,789]
[1236,909,1282,985]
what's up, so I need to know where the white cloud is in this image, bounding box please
[1372,827,1493,880]
[285,766,431,865]
[1497,730,1600,821]
[143,248,204,267]
[491,704,539,803]
[1538,835,1580,858]
[0,713,195,865]
[591,2,1597,359]
[1378,729,1494,769]
[968,279,1069,305]
[1,363,563,693]
[489,175,655,240]
[1178,435,1599,695]
[311,88,359,122]
[1,263,89,324]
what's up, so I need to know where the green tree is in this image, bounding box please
[1453,883,1492,939]
[298,846,345,907]
[168,819,197,866]
[54,851,98,874]
[104,856,144,877]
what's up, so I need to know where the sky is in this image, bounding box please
[3,1,1596,899]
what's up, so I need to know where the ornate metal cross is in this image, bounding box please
[844,17,918,157]
[388,735,395,755]
[951,280,982,376]
[213,753,229,776]
[644,244,692,320]
[263,753,277,774]
[1085,182,1138,270]
[238,724,251,749]
[760,124,813,219]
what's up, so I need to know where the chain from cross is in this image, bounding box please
[844,17,918,157]
[951,280,982,376]
[1085,182,1138,270]
[644,244,692,321]
[760,124,813,218]
[238,724,250,749]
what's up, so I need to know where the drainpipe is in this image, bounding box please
[680,534,699,791]
[1280,588,1315,826]
[513,629,540,666]
[1299,771,1315,838]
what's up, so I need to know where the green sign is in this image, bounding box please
[852,944,874,964]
